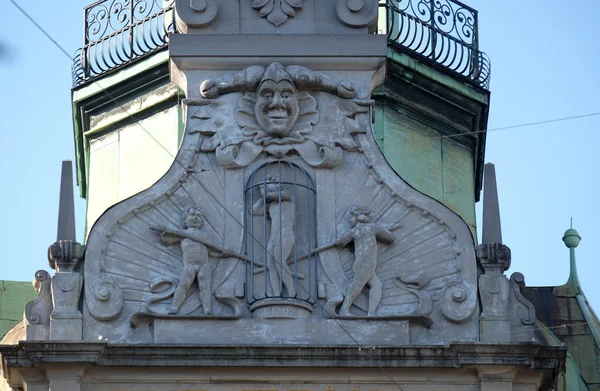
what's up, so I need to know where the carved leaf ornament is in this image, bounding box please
[252,0,304,26]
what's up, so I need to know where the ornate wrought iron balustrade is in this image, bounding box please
[379,0,490,89]
[72,0,175,86]
[72,0,490,89]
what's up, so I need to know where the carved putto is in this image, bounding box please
[335,207,396,316]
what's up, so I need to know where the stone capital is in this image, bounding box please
[48,240,85,273]
[477,242,511,272]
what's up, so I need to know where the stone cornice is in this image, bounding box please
[0,342,565,370]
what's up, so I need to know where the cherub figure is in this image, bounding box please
[335,207,396,316]
[252,173,297,297]
[155,207,228,315]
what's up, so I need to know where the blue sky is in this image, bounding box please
[0,0,599,315]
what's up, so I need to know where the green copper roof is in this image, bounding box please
[0,280,36,340]
[536,321,589,391]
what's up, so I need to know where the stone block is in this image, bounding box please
[153,319,409,345]
[50,317,82,341]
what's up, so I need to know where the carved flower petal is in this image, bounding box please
[285,0,303,8]
[267,5,288,26]
[252,0,270,8]
[259,0,274,16]
[281,1,295,16]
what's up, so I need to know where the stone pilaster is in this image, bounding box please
[477,242,511,343]
[48,240,85,341]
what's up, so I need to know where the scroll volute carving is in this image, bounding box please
[24,270,53,341]
[336,0,379,28]
[175,0,218,31]
[24,270,52,327]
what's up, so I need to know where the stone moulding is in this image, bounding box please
[0,342,567,369]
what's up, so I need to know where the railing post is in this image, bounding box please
[430,0,436,60]
[82,7,89,80]
[471,10,480,80]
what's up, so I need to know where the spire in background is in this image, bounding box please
[57,160,76,242]
[482,162,502,244]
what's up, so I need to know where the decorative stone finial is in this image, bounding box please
[57,160,76,242]
[481,163,502,245]
[47,160,84,340]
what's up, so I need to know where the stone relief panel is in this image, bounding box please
[83,63,478,345]
[197,63,360,169]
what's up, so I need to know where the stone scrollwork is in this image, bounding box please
[509,272,536,342]
[393,272,433,318]
[509,272,535,326]
[24,270,53,340]
[439,280,477,323]
[252,0,304,27]
[87,278,124,321]
[195,62,365,169]
[336,0,379,28]
[175,0,218,28]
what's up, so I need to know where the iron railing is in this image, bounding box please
[72,0,175,86]
[380,0,490,89]
[72,0,490,89]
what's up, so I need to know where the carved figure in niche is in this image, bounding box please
[335,207,395,316]
[154,207,230,315]
[252,173,297,297]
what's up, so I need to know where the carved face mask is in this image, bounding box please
[255,80,300,138]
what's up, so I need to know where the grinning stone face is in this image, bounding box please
[255,80,299,138]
